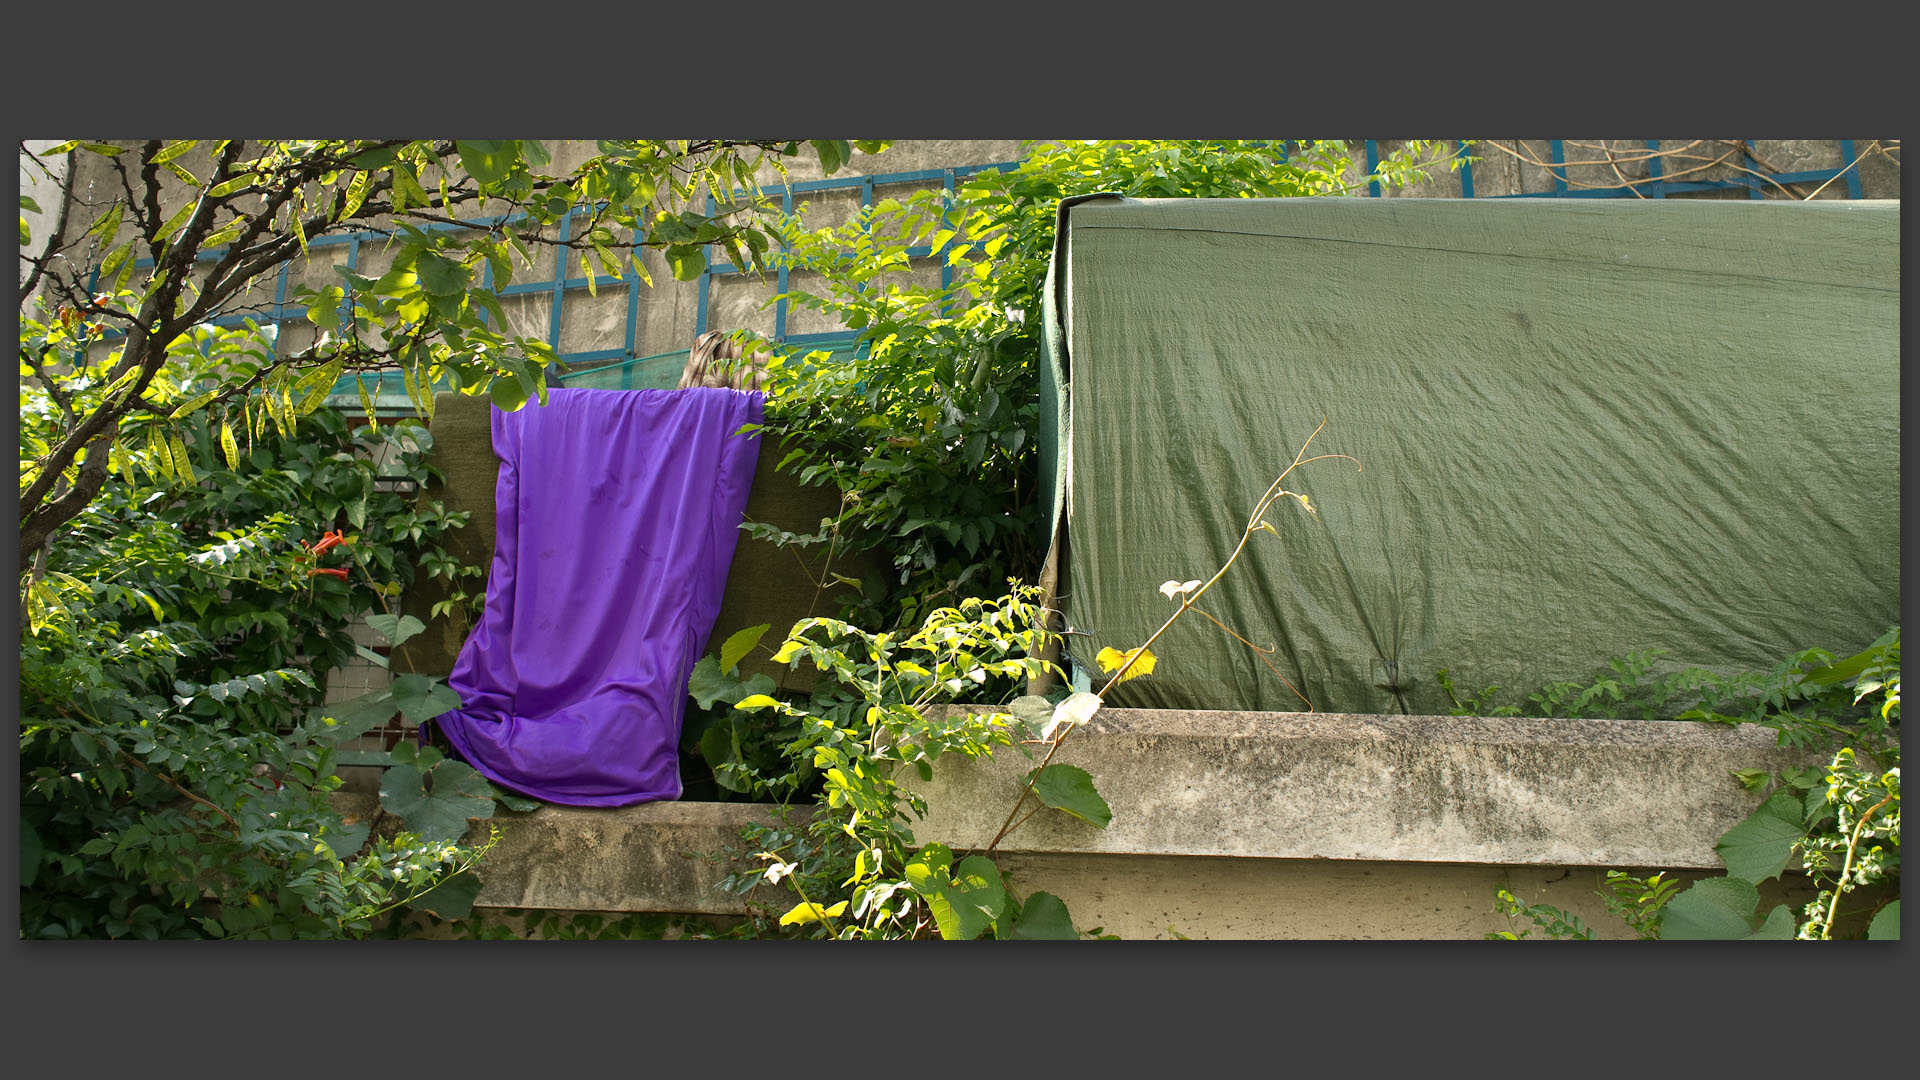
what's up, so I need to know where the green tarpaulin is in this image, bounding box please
[1041,195,1899,715]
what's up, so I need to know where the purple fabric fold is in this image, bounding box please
[434,387,764,806]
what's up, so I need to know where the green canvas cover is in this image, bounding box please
[1043,195,1899,716]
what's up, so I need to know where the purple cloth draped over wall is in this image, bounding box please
[434,387,764,807]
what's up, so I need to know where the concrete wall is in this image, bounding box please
[367,707,1847,939]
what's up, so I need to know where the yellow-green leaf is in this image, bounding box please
[98,241,134,284]
[356,375,377,427]
[1096,645,1157,684]
[168,388,220,419]
[168,432,196,485]
[219,420,240,470]
[777,900,847,927]
[207,173,260,199]
[145,425,173,483]
[152,140,199,165]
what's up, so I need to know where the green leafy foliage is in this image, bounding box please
[709,586,1112,939]
[1478,630,1900,941]
[20,138,891,576]
[760,139,1467,634]
[18,374,493,937]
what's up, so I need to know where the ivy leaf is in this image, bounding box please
[719,623,770,674]
[1026,763,1113,828]
[1659,877,1763,940]
[1007,891,1078,940]
[388,673,462,725]
[365,613,425,649]
[1729,768,1772,793]
[1095,645,1157,684]
[1714,792,1806,885]
[687,655,744,711]
[379,759,497,843]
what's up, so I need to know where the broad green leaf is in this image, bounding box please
[488,374,529,411]
[810,140,848,176]
[719,623,771,674]
[1008,891,1078,940]
[1867,900,1899,940]
[687,655,744,711]
[20,195,41,214]
[1659,877,1762,940]
[414,251,470,296]
[666,245,705,281]
[455,140,519,187]
[318,817,370,859]
[1715,792,1805,884]
[904,844,1006,940]
[1027,764,1112,828]
[388,673,462,725]
[310,687,400,743]
[306,285,344,330]
[379,759,496,843]
[365,613,425,649]
[1746,904,1796,940]
[413,869,482,919]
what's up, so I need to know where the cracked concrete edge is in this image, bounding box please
[908,708,1845,868]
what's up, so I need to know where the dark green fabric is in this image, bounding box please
[1045,196,1900,715]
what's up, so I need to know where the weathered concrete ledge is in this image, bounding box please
[332,792,796,915]
[907,709,1831,869]
[468,800,797,914]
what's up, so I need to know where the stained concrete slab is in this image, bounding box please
[907,708,1832,869]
